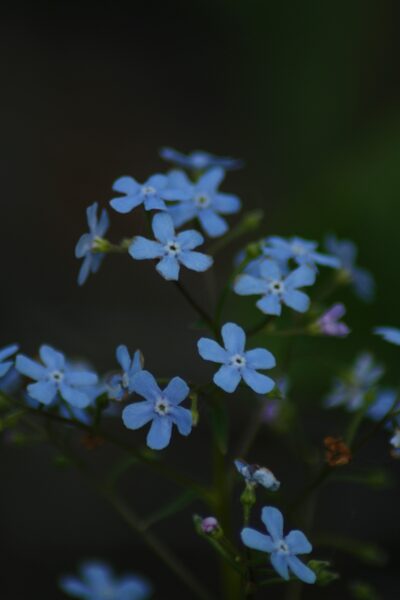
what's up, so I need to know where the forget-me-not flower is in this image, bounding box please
[374,327,400,346]
[235,459,280,491]
[241,506,316,584]
[160,147,243,171]
[122,370,192,450]
[198,322,276,393]
[60,560,151,600]
[108,345,143,401]
[265,236,340,270]
[325,234,375,301]
[129,212,213,280]
[315,304,350,337]
[167,167,241,238]
[16,345,98,408]
[234,260,316,316]
[110,173,189,214]
[0,344,19,378]
[367,388,399,428]
[324,353,384,411]
[75,203,110,286]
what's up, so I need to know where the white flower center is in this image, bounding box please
[165,240,181,256]
[230,354,246,369]
[276,540,289,554]
[141,185,156,196]
[155,397,170,416]
[194,193,211,208]
[50,370,64,383]
[269,279,284,295]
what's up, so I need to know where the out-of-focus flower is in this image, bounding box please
[198,322,275,394]
[16,345,98,408]
[129,212,213,281]
[75,203,110,286]
[234,260,316,316]
[200,516,220,534]
[390,429,400,458]
[324,436,352,467]
[0,344,19,378]
[59,560,151,600]
[314,304,350,337]
[265,236,340,269]
[241,506,316,584]
[324,353,384,411]
[374,327,400,346]
[167,167,241,238]
[108,346,143,401]
[110,173,189,213]
[367,388,399,428]
[122,371,192,450]
[234,459,280,491]
[160,147,243,171]
[325,234,375,302]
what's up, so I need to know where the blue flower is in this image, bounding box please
[234,459,280,491]
[75,203,110,286]
[324,353,384,411]
[16,345,98,408]
[374,327,400,346]
[265,236,340,269]
[60,560,151,600]
[241,506,316,584]
[315,304,350,337]
[234,260,316,316]
[160,147,243,171]
[108,345,143,401]
[325,234,375,301]
[167,168,241,237]
[129,212,213,281]
[0,344,19,378]
[122,371,192,450]
[198,322,276,393]
[110,173,189,214]
[367,388,399,428]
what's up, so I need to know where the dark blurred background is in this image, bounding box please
[1,1,400,598]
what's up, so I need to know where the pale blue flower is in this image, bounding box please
[60,560,151,600]
[316,304,350,337]
[122,371,192,450]
[198,322,275,393]
[325,234,375,301]
[75,203,110,286]
[0,344,19,378]
[367,388,399,429]
[234,459,280,491]
[129,212,213,280]
[110,173,189,214]
[160,147,243,171]
[167,168,241,238]
[265,236,340,269]
[374,327,400,346]
[108,346,143,401]
[234,260,316,316]
[241,506,316,584]
[16,345,98,408]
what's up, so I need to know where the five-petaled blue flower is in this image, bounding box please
[324,353,384,411]
[198,322,276,393]
[16,345,98,408]
[129,212,213,281]
[234,260,316,315]
[110,173,189,214]
[0,344,19,378]
[108,345,143,401]
[374,327,400,346]
[60,560,151,600]
[75,202,110,286]
[265,236,340,270]
[122,370,192,450]
[167,167,241,238]
[160,147,243,171]
[241,506,316,584]
[325,234,375,302]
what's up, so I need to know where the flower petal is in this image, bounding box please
[59,576,89,597]
[152,212,176,243]
[198,338,227,363]
[131,370,161,402]
[261,506,284,542]
[234,275,268,296]
[170,406,192,435]
[222,322,246,354]
[156,255,180,280]
[198,167,225,190]
[16,355,47,380]
[0,344,19,362]
[256,294,282,315]
[287,555,316,584]
[259,260,282,281]
[241,528,274,552]
[28,380,58,405]
[241,368,275,394]
[66,371,98,387]
[163,377,189,405]
[213,193,241,214]
[283,290,310,313]
[245,348,276,370]
[60,383,91,408]
[168,203,197,228]
[116,345,131,372]
[117,576,152,600]
[198,209,228,238]
[129,237,164,260]
[270,552,290,580]
[110,194,142,214]
[75,233,92,258]
[285,530,312,554]
[122,401,154,430]
[285,265,316,289]
[176,229,204,250]
[179,251,213,272]
[78,255,93,286]
[146,415,173,450]
[112,176,140,195]
[213,365,241,393]
[39,345,65,370]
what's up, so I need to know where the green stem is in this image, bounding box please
[174,280,220,338]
